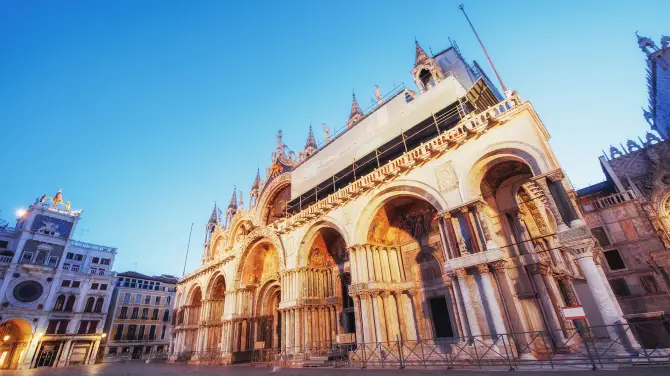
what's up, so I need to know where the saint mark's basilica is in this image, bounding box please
[169,36,670,365]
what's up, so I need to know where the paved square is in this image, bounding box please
[2,363,670,376]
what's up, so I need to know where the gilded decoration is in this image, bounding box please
[367,198,438,246]
[243,244,279,285]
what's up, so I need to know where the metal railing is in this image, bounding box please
[70,240,117,253]
[581,190,636,212]
[171,322,670,369]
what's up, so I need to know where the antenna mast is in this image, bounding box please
[459,4,508,94]
[182,222,193,276]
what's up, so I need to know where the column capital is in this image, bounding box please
[442,275,454,287]
[546,169,565,183]
[490,260,508,271]
[475,264,490,274]
[459,206,471,214]
[528,263,552,276]
[438,211,453,219]
[453,268,468,279]
[564,239,595,259]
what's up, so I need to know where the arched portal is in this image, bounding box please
[203,274,226,351]
[0,319,32,370]
[475,158,578,344]
[255,280,281,349]
[240,241,280,286]
[182,286,202,353]
[299,224,351,348]
[365,195,456,340]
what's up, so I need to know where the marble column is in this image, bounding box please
[353,296,364,344]
[476,264,507,337]
[528,264,567,347]
[371,292,387,342]
[454,269,482,340]
[461,206,482,253]
[474,202,501,252]
[304,307,311,350]
[445,278,467,340]
[568,243,640,348]
[534,176,569,231]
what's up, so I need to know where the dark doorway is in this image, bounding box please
[429,297,454,338]
[35,342,60,368]
[131,346,143,359]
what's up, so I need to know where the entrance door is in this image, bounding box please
[68,345,90,366]
[132,346,143,359]
[35,343,60,368]
[429,297,454,338]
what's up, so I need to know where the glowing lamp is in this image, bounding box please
[15,208,27,218]
[2,335,9,341]
[101,333,107,338]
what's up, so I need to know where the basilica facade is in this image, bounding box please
[170,40,641,364]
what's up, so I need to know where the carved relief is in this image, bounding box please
[436,161,458,191]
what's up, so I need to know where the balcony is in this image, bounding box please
[581,190,636,213]
[69,240,117,254]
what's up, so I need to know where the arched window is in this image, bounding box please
[419,69,433,89]
[64,296,76,311]
[53,294,66,311]
[163,309,170,322]
[94,297,104,313]
[84,297,95,313]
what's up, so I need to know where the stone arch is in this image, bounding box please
[205,271,227,300]
[254,173,291,226]
[297,217,350,267]
[227,215,255,249]
[464,142,551,201]
[234,227,286,285]
[185,283,203,305]
[0,317,33,340]
[210,235,225,259]
[254,279,281,317]
[353,179,448,244]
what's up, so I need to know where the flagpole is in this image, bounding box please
[182,222,193,276]
[459,4,508,94]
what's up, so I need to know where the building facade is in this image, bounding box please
[0,191,117,369]
[576,35,670,347]
[103,272,177,361]
[640,35,670,139]
[170,40,643,365]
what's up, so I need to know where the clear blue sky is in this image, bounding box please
[1,0,667,276]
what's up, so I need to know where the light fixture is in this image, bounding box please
[2,335,9,341]
[101,333,107,338]
[15,208,27,218]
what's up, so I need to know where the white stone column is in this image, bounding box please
[474,203,501,252]
[476,264,507,337]
[371,293,387,342]
[534,176,569,231]
[454,269,482,339]
[569,243,640,348]
[359,294,374,343]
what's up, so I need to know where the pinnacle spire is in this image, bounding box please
[251,168,262,190]
[208,202,219,224]
[349,92,363,119]
[228,188,237,210]
[305,124,317,150]
[414,39,429,66]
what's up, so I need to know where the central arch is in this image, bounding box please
[0,318,32,370]
[234,227,286,285]
[354,180,448,245]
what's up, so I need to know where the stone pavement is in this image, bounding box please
[2,363,670,376]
